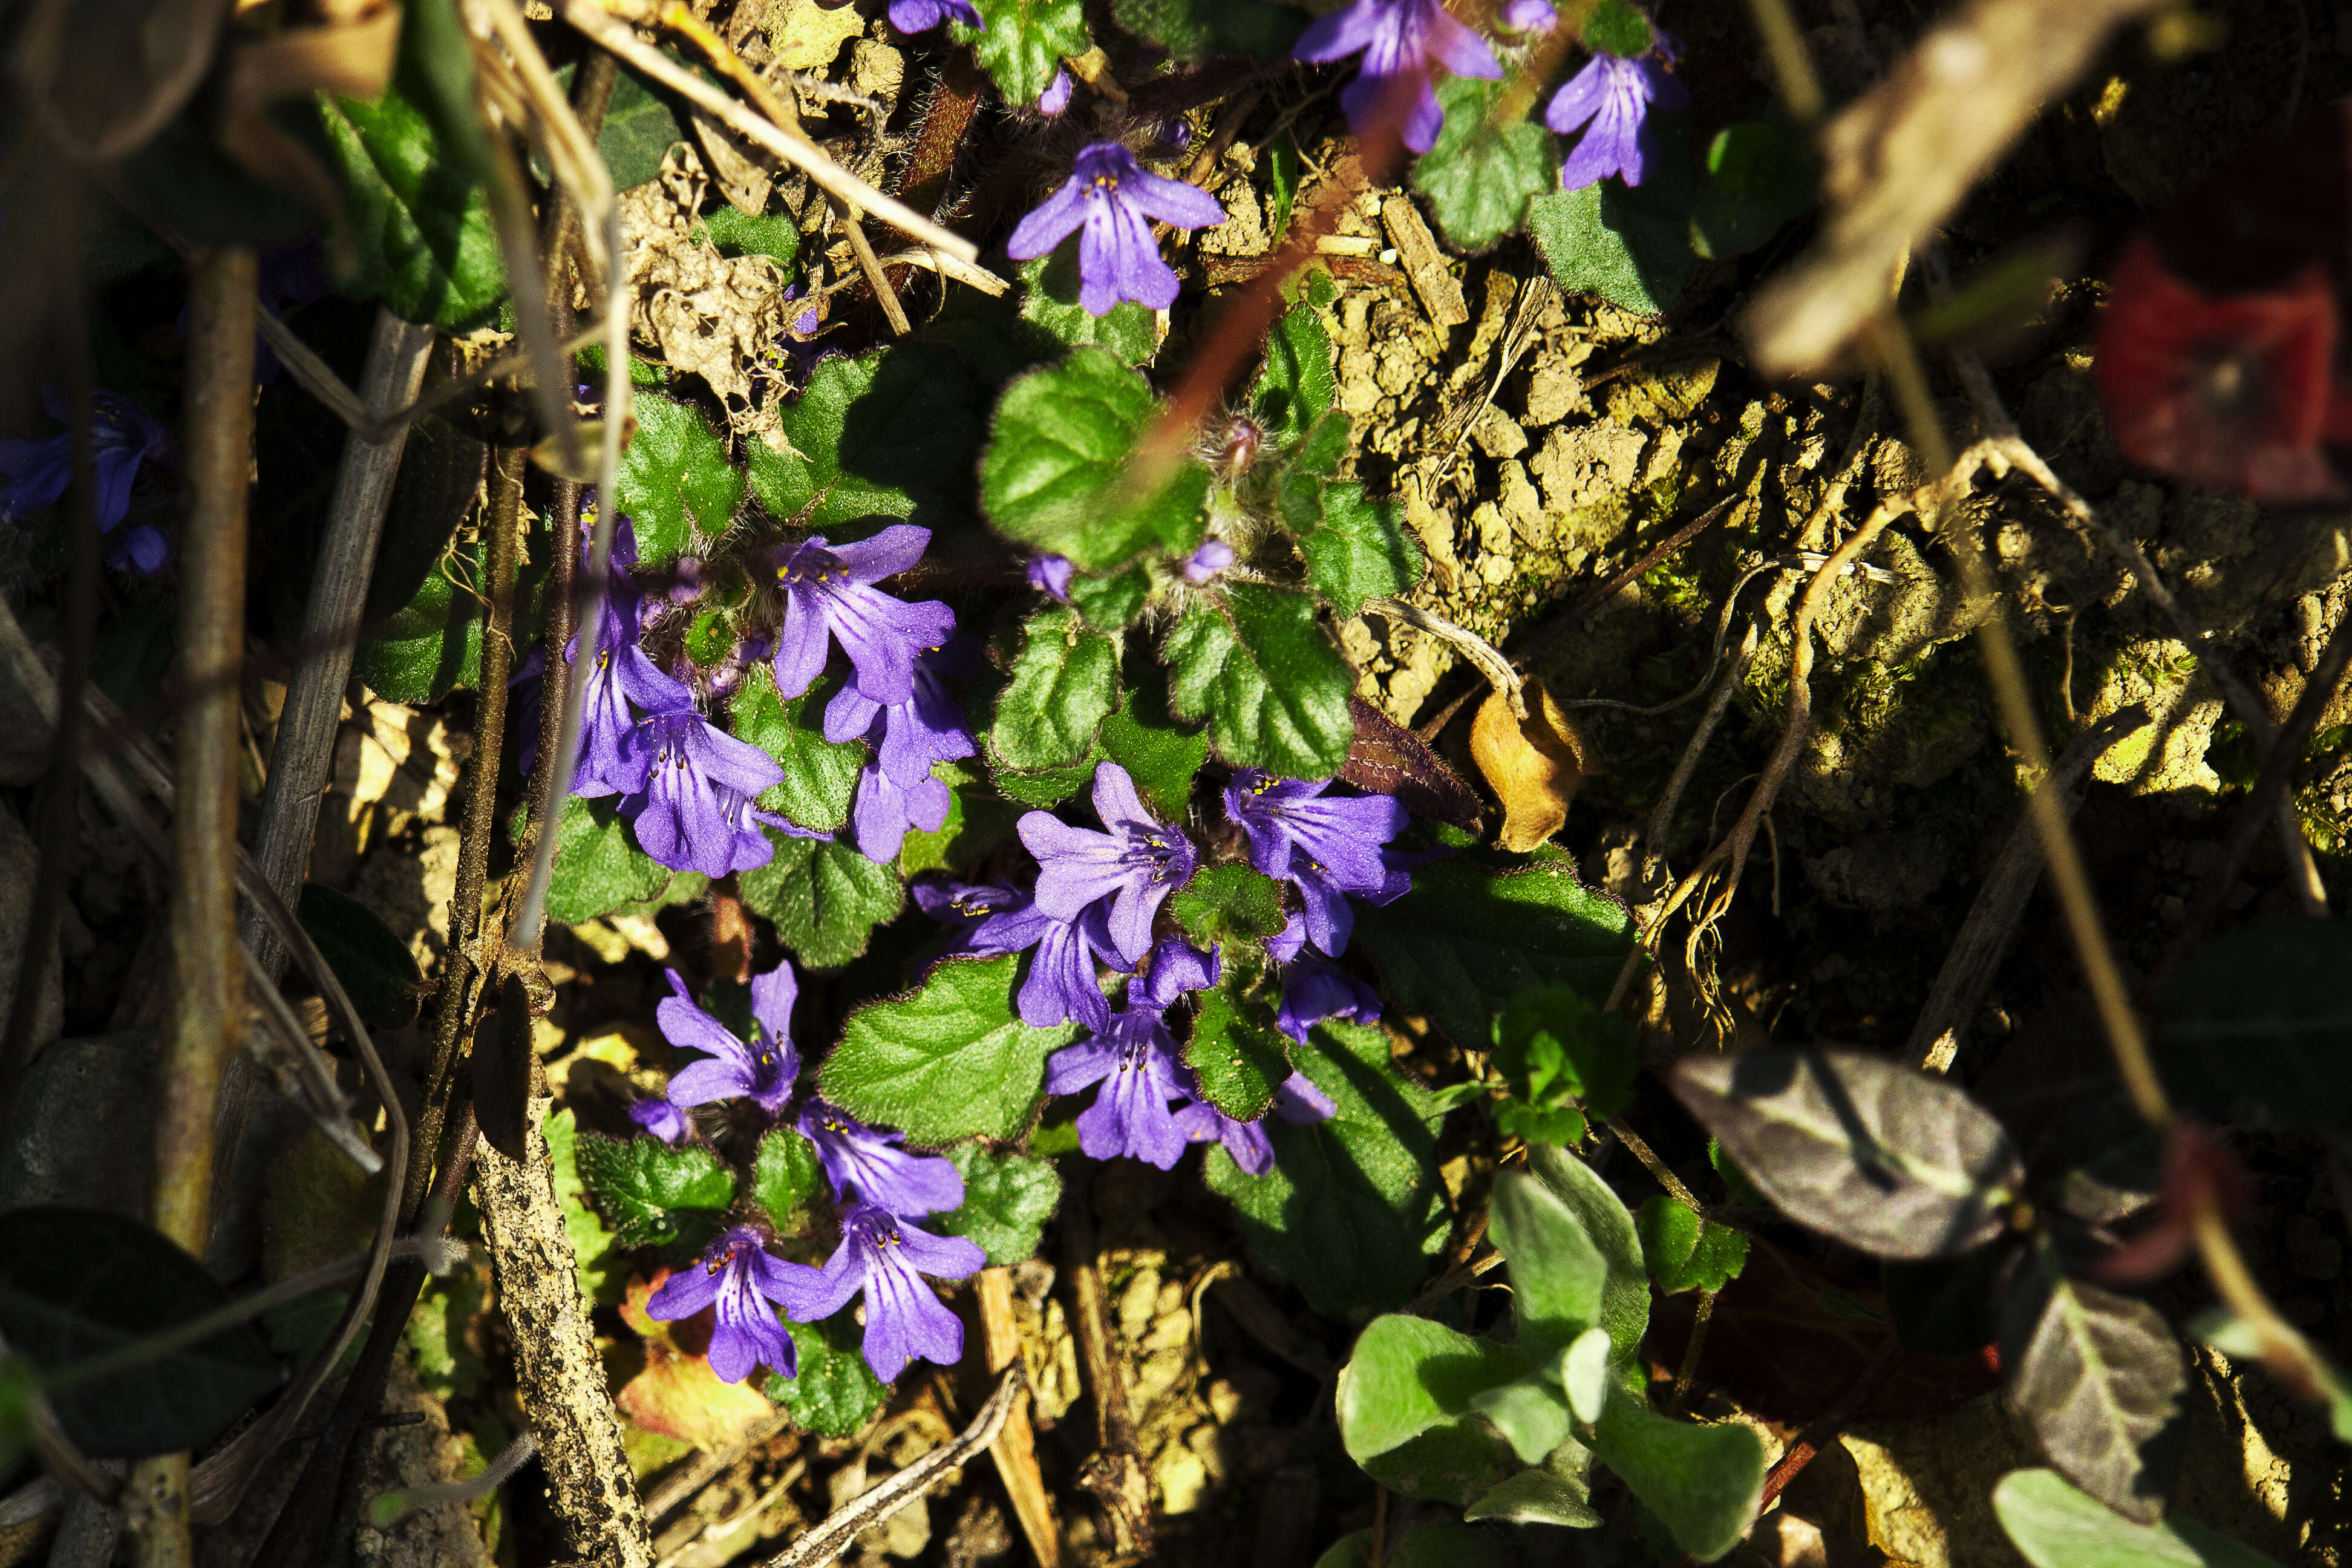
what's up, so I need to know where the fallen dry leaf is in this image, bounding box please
[1469,678,1591,854]
[616,1269,778,1448]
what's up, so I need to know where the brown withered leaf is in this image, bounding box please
[1341,695,1481,829]
[1469,679,1591,852]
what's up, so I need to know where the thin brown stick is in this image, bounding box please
[1060,1166,1152,1555]
[843,207,913,336]
[1667,1290,1716,1416]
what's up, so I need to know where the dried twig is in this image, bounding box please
[1059,1166,1152,1555]
[975,1267,1060,1567]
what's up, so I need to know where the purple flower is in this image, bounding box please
[1038,69,1074,115]
[769,525,957,705]
[774,1202,985,1382]
[629,1096,691,1145]
[1027,555,1074,602]
[1224,771,1410,955]
[972,895,1130,1031]
[1183,540,1234,583]
[535,514,695,796]
[646,1226,804,1384]
[1293,0,1502,156]
[1043,938,1220,1168]
[1546,43,1688,191]
[621,710,791,877]
[797,1101,965,1218]
[659,961,800,1115]
[825,646,973,863]
[1501,0,1555,32]
[912,877,1028,958]
[852,762,951,863]
[0,384,175,533]
[109,524,171,576]
[1175,1071,1339,1175]
[1019,762,1199,965]
[1267,913,1383,1042]
[1004,143,1227,318]
[887,0,978,30]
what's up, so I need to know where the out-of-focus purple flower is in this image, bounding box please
[1161,119,1193,150]
[536,513,694,795]
[798,1100,965,1217]
[621,709,790,877]
[665,557,708,606]
[912,877,1027,958]
[1019,762,1198,964]
[1176,1069,1339,1175]
[774,1201,985,1382]
[109,524,171,576]
[972,895,1129,1031]
[252,241,333,384]
[0,384,175,533]
[1038,70,1074,115]
[1546,38,1687,191]
[1004,143,1226,318]
[629,1096,692,1145]
[1501,0,1555,33]
[769,524,956,705]
[1044,938,1219,1168]
[1027,555,1074,602]
[1224,771,1410,955]
[1267,912,1383,1042]
[660,962,800,1114]
[1293,0,1502,156]
[886,0,978,33]
[1183,540,1234,583]
[647,1226,805,1383]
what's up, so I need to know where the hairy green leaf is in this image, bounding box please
[769,1311,890,1434]
[749,344,984,531]
[1591,1393,1765,1562]
[728,667,866,834]
[1413,77,1556,251]
[1185,981,1293,1120]
[316,75,505,328]
[739,832,906,970]
[546,1108,622,1304]
[614,393,743,569]
[1466,1439,1602,1527]
[956,0,1088,106]
[1992,1469,2279,1567]
[1100,675,1207,817]
[981,346,1209,570]
[1164,583,1354,779]
[1283,477,1421,616]
[1109,0,1304,61]
[543,794,673,926]
[1336,1314,1529,1465]
[1252,285,1337,446]
[1170,864,1287,949]
[298,883,424,1030]
[820,955,1077,1143]
[572,1135,734,1252]
[933,1145,1062,1265]
[751,1126,831,1236]
[1489,1168,1608,1362]
[1526,116,1696,317]
[990,609,1119,771]
[1493,982,1635,1124]
[1019,252,1158,367]
[1636,1197,1748,1295]
[1526,1143,1650,1375]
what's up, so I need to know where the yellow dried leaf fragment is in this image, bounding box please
[1469,678,1592,853]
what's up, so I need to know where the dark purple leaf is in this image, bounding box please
[1670,1049,2024,1260]
[1341,696,1481,829]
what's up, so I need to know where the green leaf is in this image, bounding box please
[1466,1439,1602,1527]
[1469,1379,1572,1465]
[695,206,803,266]
[932,1145,1062,1265]
[572,1135,735,1251]
[955,0,1088,106]
[989,609,1119,771]
[728,666,864,833]
[1100,676,1208,818]
[1184,981,1293,1121]
[769,1312,890,1436]
[1492,982,1636,1122]
[1690,114,1814,261]
[1992,1469,2282,1567]
[1494,1100,1589,1146]
[1411,77,1556,252]
[1065,564,1154,630]
[1109,0,1304,61]
[297,882,423,1030]
[751,1127,831,1235]
[1526,1143,1650,1376]
[1336,1313,1529,1463]
[738,832,906,970]
[1560,1327,1611,1423]
[581,58,693,189]
[1353,858,1635,1053]
[2004,1249,2186,1524]
[820,955,1077,1142]
[546,1107,623,1305]
[1019,252,1158,368]
[1170,864,1287,948]
[1636,1197,1749,1295]
[1206,1021,1449,1319]
[980,345,1209,571]
[2154,919,2352,1129]
[614,393,744,569]
[543,794,673,927]
[1252,290,1336,447]
[989,753,1100,806]
[1580,0,1653,54]
[351,534,517,702]
[1285,480,1422,617]
[1488,1168,1609,1362]
[1591,1393,1766,1562]
[1526,116,1696,318]
[400,0,493,180]
[750,344,984,532]
[0,1207,279,1457]
[316,79,505,328]
[1163,583,1355,779]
